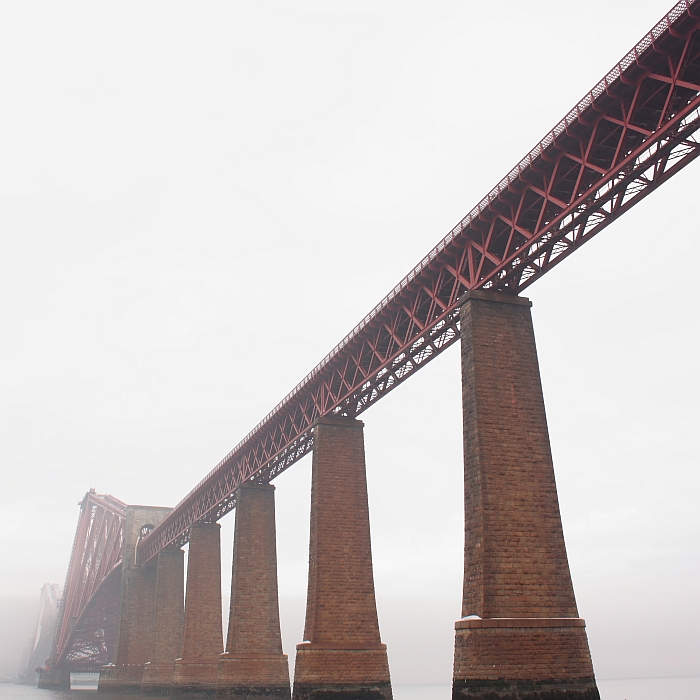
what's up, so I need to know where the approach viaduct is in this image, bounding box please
[40,2,700,699]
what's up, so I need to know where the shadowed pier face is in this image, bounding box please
[97,505,171,695]
[37,669,71,691]
[141,544,185,696]
[217,482,291,700]
[452,291,598,700]
[293,416,392,700]
[173,522,224,699]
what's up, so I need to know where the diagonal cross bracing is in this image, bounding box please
[138,0,700,564]
[52,492,127,670]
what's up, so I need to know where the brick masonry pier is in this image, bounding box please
[98,505,171,694]
[173,522,224,698]
[453,290,598,700]
[217,482,291,699]
[293,416,392,700]
[141,544,185,696]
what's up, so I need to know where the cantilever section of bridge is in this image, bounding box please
[136,0,700,565]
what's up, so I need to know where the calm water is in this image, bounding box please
[2,678,699,700]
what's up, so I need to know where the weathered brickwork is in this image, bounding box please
[173,522,224,698]
[294,646,391,696]
[217,482,291,700]
[142,545,185,696]
[293,416,392,700]
[454,619,595,695]
[98,505,171,695]
[453,291,597,700]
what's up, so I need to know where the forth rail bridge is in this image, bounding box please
[37,2,700,699]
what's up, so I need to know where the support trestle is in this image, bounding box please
[98,505,171,694]
[452,291,598,700]
[293,416,393,700]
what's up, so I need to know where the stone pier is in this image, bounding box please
[217,482,291,699]
[293,416,392,700]
[142,544,185,696]
[98,505,171,694]
[453,291,598,700]
[172,522,224,698]
[38,668,71,691]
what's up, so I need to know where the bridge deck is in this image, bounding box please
[138,0,700,564]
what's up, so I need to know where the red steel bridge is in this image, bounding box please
[49,0,700,673]
[49,491,126,672]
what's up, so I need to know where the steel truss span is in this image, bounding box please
[138,0,700,564]
[51,492,126,672]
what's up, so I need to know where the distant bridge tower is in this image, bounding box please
[39,490,127,690]
[17,583,61,685]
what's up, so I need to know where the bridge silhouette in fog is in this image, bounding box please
[39,2,700,699]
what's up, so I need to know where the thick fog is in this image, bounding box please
[1,0,698,684]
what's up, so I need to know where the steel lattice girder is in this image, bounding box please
[51,492,126,669]
[138,0,700,564]
[55,566,122,672]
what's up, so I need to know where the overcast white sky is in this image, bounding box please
[1,0,698,689]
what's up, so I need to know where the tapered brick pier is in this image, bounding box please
[142,544,185,696]
[173,522,224,698]
[453,291,598,700]
[98,505,171,694]
[217,482,291,699]
[293,416,392,700]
